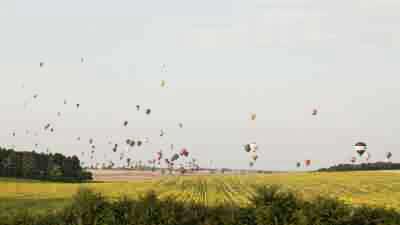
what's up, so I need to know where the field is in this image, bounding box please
[1,171,400,217]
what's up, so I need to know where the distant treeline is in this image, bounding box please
[0,147,92,181]
[318,162,400,172]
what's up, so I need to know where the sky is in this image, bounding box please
[1,0,400,170]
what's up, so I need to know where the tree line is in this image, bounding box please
[0,147,92,181]
[318,161,400,172]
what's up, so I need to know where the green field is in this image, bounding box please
[2,171,400,217]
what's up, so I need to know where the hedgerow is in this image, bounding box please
[2,185,399,225]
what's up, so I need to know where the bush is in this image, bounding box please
[4,186,400,225]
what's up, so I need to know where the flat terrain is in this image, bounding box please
[2,171,400,217]
[88,169,161,181]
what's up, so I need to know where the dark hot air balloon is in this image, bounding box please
[386,152,393,160]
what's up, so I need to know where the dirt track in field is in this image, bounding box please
[88,170,162,181]
[88,169,220,181]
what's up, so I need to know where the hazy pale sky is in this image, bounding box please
[1,0,400,170]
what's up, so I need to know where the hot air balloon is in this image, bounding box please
[146,109,151,115]
[249,143,258,152]
[305,160,311,167]
[354,142,367,157]
[136,105,140,111]
[89,139,93,144]
[251,113,257,121]
[171,153,180,161]
[130,141,135,147]
[76,104,80,109]
[249,161,254,167]
[44,123,51,130]
[161,80,166,87]
[180,148,189,157]
[137,141,142,147]
[156,151,163,161]
[123,121,128,127]
[50,128,54,132]
[312,109,318,116]
[126,139,131,145]
[296,162,301,168]
[39,62,44,67]
[386,152,393,161]
[244,144,251,153]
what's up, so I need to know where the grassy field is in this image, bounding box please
[1,171,400,217]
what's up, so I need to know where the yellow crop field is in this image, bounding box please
[1,171,400,216]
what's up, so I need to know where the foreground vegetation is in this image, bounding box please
[2,171,400,218]
[3,186,400,225]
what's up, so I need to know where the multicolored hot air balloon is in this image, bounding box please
[156,151,163,161]
[354,142,367,157]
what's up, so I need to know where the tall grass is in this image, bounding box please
[2,185,400,225]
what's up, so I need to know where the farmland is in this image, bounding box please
[1,171,400,217]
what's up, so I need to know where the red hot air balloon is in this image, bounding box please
[180,148,189,157]
[305,160,311,167]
